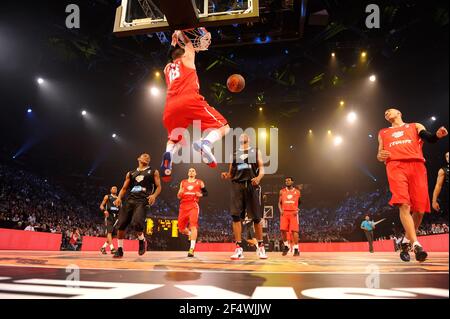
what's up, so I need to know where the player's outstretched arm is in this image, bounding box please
[416,123,448,143]
[175,30,196,68]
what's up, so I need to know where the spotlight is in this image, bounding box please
[259,107,263,111]
[361,51,367,58]
[37,78,44,85]
[369,134,373,138]
[150,87,160,97]
[431,116,437,121]
[369,75,376,82]
[331,52,336,57]
[27,108,32,114]
[155,71,161,77]
[347,111,357,123]
[340,100,345,107]
[81,110,87,116]
[327,130,332,135]
[289,145,294,149]
[112,133,117,138]
[333,136,343,146]
[309,129,313,134]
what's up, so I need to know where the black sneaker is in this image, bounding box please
[113,247,123,258]
[282,245,290,256]
[138,240,146,256]
[413,244,428,262]
[400,241,411,262]
[110,248,117,255]
[100,247,107,255]
[187,248,194,258]
[293,248,300,256]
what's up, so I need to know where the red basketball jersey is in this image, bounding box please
[164,59,200,98]
[280,187,301,212]
[379,123,425,163]
[180,179,203,207]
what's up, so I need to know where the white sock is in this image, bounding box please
[413,241,421,248]
[118,239,124,248]
[284,241,289,247]
[190,240,196,250]
[402,237,410,244]
[138,233,145,241]
[293,244,299,249]
[110,244,115,250]
[204,130,221,145]
[166,142,181,155]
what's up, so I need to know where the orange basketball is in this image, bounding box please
[227,74,245,93]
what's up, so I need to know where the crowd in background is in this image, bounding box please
[0,162,448,250]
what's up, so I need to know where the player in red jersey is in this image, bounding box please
[378,108,448,262]
[278,177,301,256]
[160,31,230,182]
[177,167,208,257]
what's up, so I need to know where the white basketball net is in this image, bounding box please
[176,27,211,52]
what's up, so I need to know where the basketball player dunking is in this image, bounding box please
[378,109,448,262]
[160,31,230,182]
[113,153,161,258]
[278,177,301,257]
[177,168,208,257]
[221,134,268,260]
[99,186,120,254]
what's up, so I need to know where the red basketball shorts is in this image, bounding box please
[163,94,228,142]
[280,211,299,232]
[178,203,200,231]
[386,160,430,213]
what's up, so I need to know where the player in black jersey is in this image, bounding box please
[432,151,449,214]
[113,153,161,258]
[99,186,120,255]
[221,134,267,260]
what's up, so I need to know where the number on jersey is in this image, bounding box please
[168,63,180,83]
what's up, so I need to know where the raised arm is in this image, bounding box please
[175,30,196,69]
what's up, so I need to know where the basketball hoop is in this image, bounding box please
[176,27,211,52]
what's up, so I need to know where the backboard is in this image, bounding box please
[114,0,260,37]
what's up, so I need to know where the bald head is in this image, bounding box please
[384,108,402,123]
[239,134,250,146]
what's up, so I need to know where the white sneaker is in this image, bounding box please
[230,247,244,260]
[258,245,268,259]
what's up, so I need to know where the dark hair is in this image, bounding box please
[285,176,294,181]
[171,47,185,61]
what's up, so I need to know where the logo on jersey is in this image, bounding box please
[392,131,404,139]
[287,194,293,199]
[135,175,144,183]
[187,185,194,191]
[239,154,249,161]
